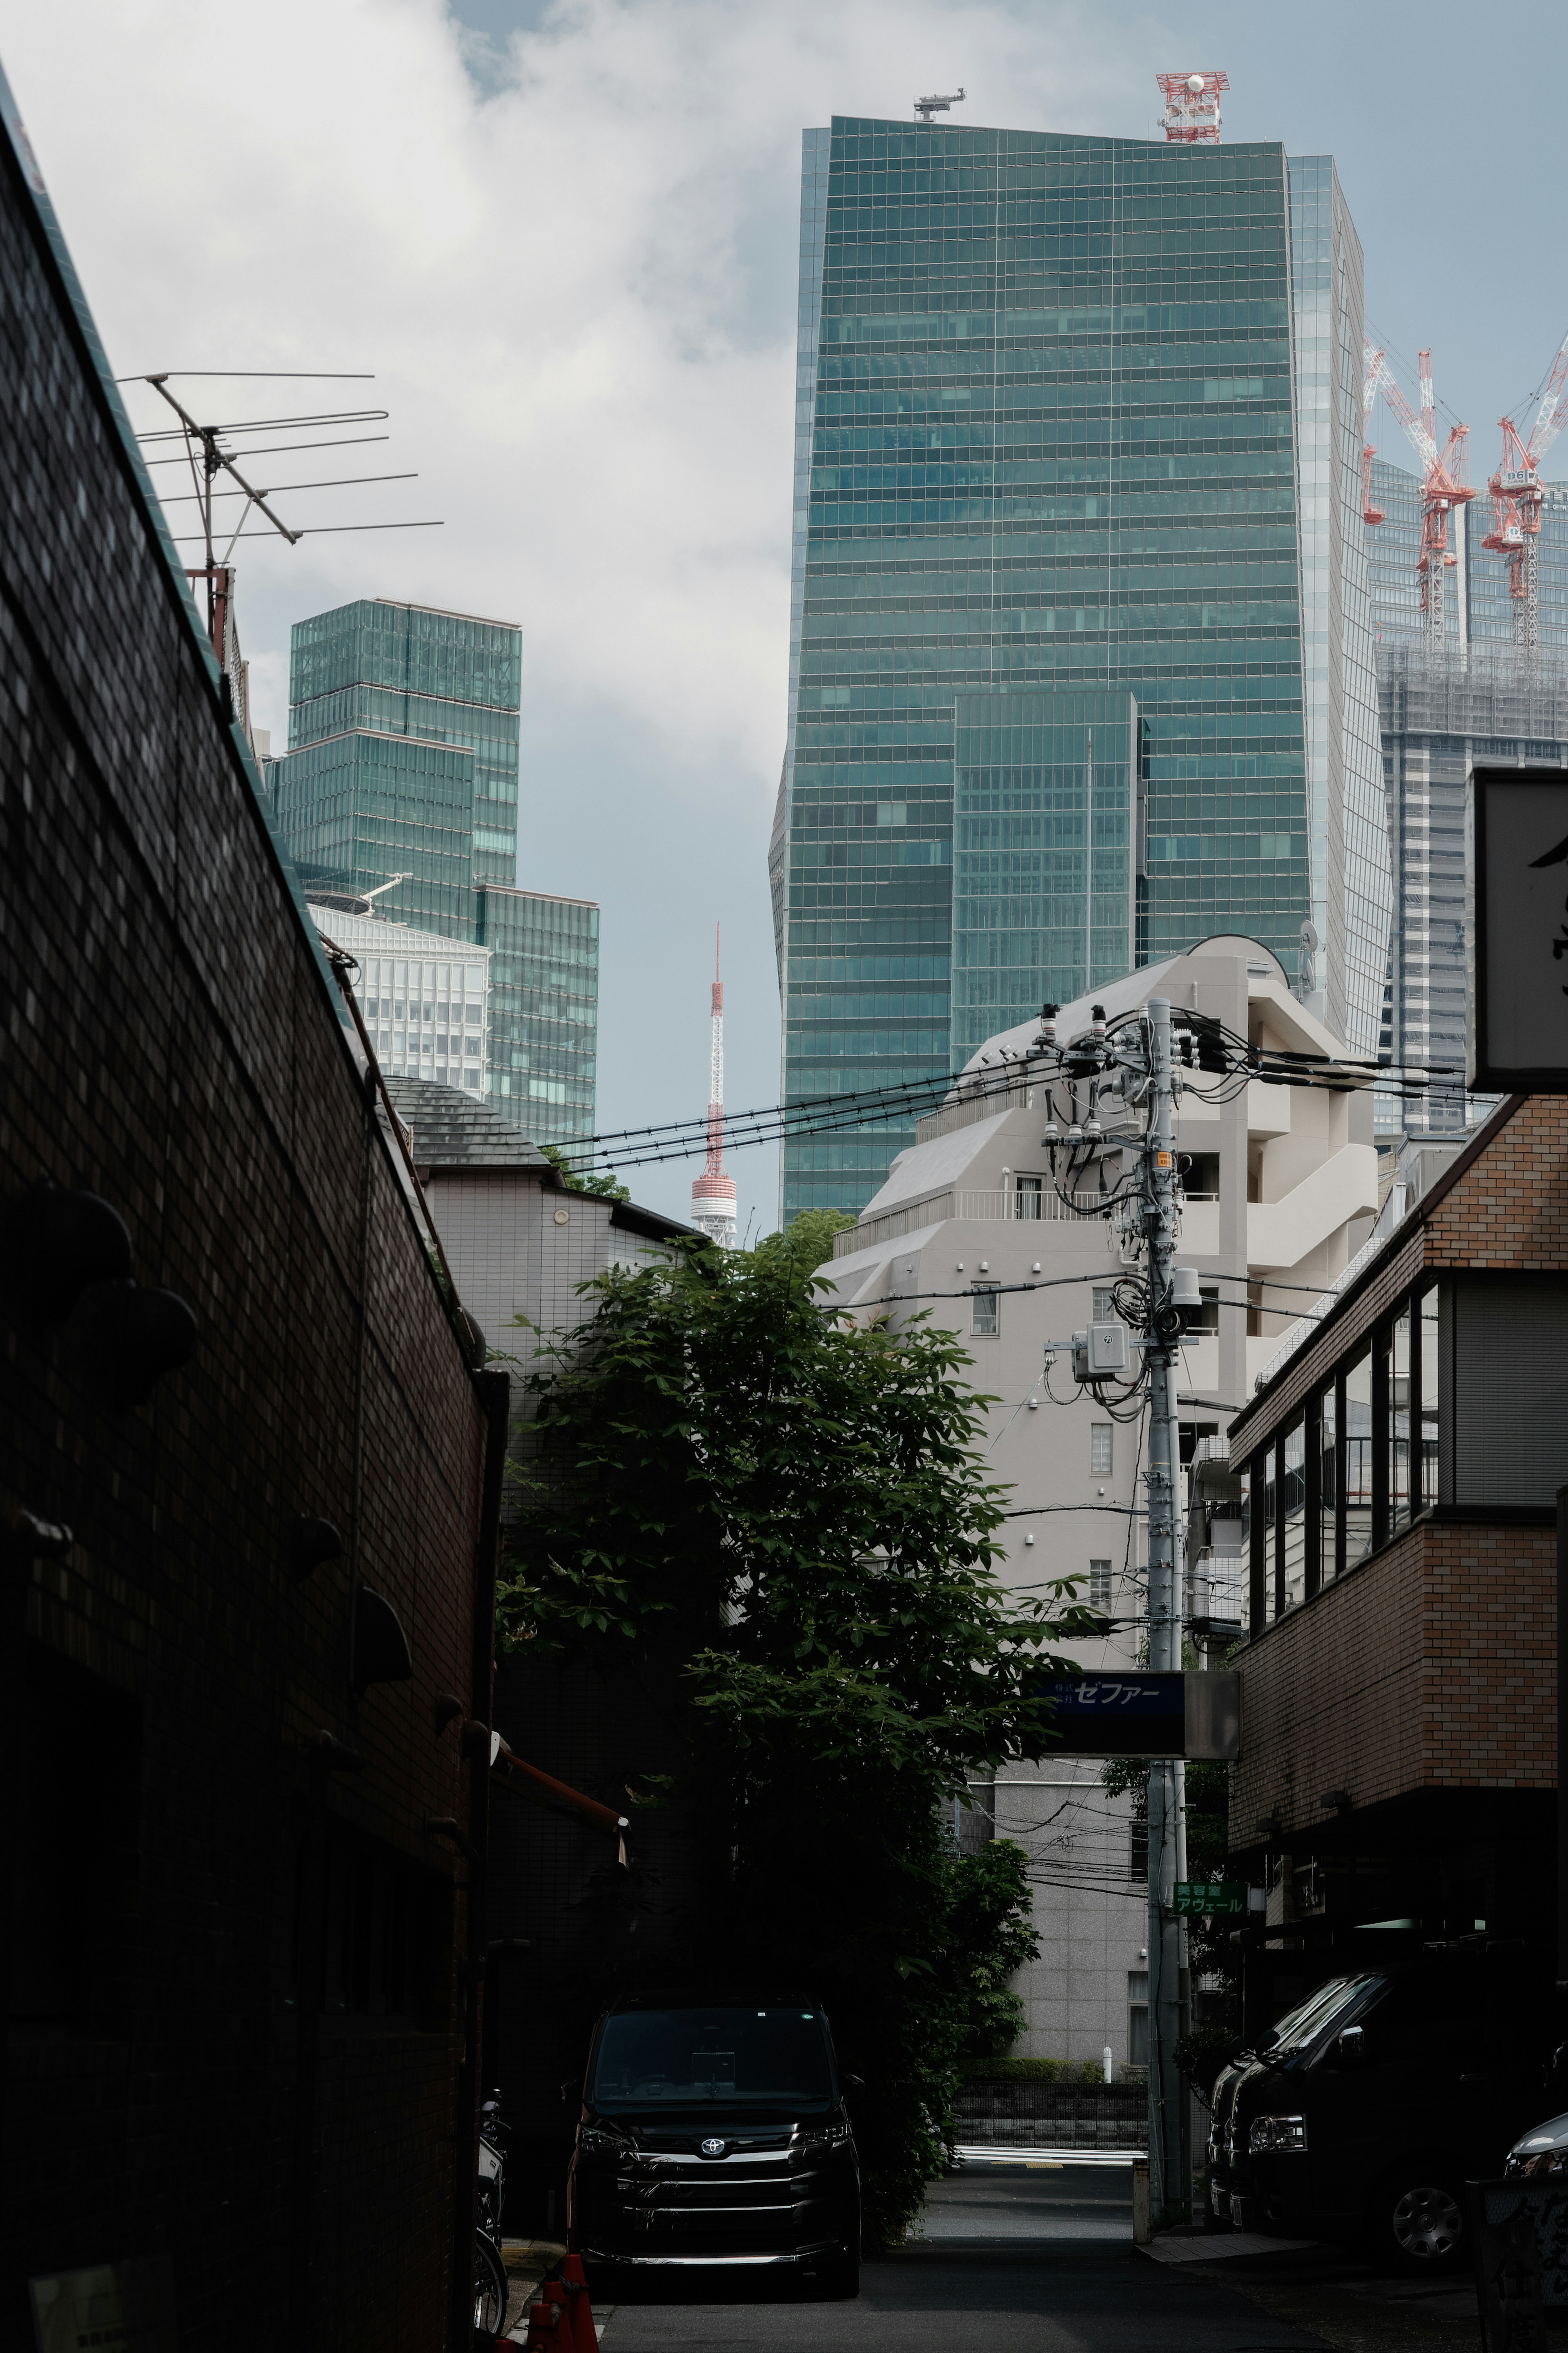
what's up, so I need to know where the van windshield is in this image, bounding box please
[1265,1974,1386,2060]
[590,2007,836,2111]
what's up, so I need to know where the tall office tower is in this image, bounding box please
[771,114,1389,1221]
[272,596,599,1144]
[476,885,600,1146]
[1368,460,1568,1131]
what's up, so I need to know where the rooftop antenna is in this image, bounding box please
[914,87,966,124]
[1156,70,1228,143]
[115,370,443,743]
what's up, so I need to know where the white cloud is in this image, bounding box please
[0,0,1136,798]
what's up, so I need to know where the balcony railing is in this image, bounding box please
[833,1188,1107,1257]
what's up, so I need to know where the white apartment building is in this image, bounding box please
[812,937,1379,2070]
[307,902,490,1100]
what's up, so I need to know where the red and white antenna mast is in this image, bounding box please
[1376,349,1476,651]
[1483,322,1568,664]
[1156,70,1228,143]
[690,926,737,1248]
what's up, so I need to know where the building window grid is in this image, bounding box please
[1247,1279,1439,1634]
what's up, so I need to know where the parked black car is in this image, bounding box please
[1207,1944,1559,2269]
[568,1992,861,2297]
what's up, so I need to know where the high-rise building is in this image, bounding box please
[1368,462,1568,1131]
[306,904,490,1098]
[771,113,1389,1222]
[477,885,600,1146]
[271,596,599,1146]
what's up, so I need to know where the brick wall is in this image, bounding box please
[1231,1522,1556,1846]
[0,85,497,2353]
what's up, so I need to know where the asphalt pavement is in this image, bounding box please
[592,2166,1326,2353]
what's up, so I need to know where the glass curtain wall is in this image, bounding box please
[776,116,1381,1222]
[475,886,599,1145]
[951,690,1136,1063]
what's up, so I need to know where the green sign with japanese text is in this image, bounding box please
[1173,1880,1247,1917]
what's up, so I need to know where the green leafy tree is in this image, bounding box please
[535,1141,631,1201]
[499,1223,1090,2245]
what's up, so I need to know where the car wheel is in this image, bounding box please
[1382,2173,1466,2270]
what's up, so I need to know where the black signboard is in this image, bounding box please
[1025,1669,1239,1759]
[1470,768,1568,1093]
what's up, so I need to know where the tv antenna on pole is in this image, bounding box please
[115,370,443,742]
[914,87,965,124]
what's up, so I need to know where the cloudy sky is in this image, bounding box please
[0,0,1561,1232]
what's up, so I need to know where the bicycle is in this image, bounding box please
[475,2089,510,2334]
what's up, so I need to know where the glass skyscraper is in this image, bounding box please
[272,597,599,1145]
[771,116,1389,1220]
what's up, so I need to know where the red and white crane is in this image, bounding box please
[1482,325,1568,661]
[1375,349,1477,651]
[1361,338,1387,528]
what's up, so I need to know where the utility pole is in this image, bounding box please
[1142,999,1187,2226]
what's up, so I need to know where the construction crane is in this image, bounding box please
[1362,339,1387,527]
[1156,69,1228,143]
[1482,325,1568,662]
[1376,350,1476,651]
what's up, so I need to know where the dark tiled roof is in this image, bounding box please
[382,1076,552,1172]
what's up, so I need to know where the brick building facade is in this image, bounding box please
[381,1077,709,2232]
[1224,1094,1568,2023]
[1,69,504,2353]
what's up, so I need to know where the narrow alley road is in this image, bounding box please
[593,2168,1326,2353]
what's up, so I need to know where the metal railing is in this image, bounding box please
[833,1187,1107,1257]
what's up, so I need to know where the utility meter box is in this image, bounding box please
[1073,1323,1128,1380]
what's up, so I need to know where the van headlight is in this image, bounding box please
[795,2122,851,2157]
[1249,2114,1307,2154]
[579,2126,633,2160]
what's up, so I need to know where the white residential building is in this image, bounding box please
[307,903,490,1100]
[812,937,1379,2069]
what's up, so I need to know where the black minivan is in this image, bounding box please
[568,1992,861,2297]
[1208,1945,1559,2268]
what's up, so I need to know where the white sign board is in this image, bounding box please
[1470,769,1568,1091]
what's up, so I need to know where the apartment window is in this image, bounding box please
[1091,1286,1120,1323]
[1247,1282,1448,1633]
[1089,1559,1113,1610]
[1318,1385,1338,1591]
[1129,1824,1148,1879]
[1090,1424,1113,1475]
[1344,1347,1374,1573]
[1014,1175,1043,1220]
[1419,1285,1440,1508]
[1281,1420,1307,1613]
[1128,1969,1149,2066]
[1386,1307,1413,1538]
[1182,1152,1220,1200]
[973,1287,999,1337]
[1188,1284,1220,1335]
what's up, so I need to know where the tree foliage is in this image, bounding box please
[498,1216,1091,2245]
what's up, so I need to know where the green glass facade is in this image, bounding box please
[475,885,599,1143]
[273,597,599,1145]
[286,598,522,903]
[772,117,1389,1221]
[951,690,1138,1066]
